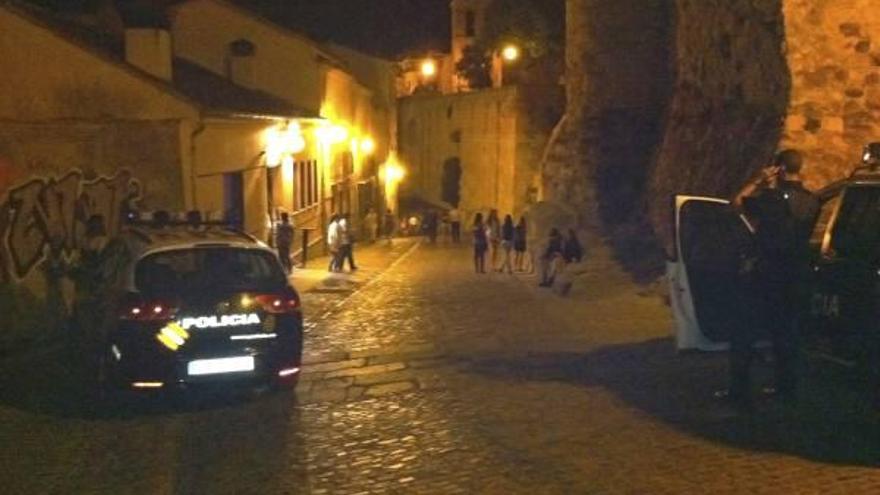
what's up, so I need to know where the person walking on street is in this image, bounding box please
[514,217,528,272]
[538,228,564,287]
[339,213,358,271]
[364,208,379,244]
[499,215,515,274]
[472,213,488,274]
[486,209,501,270]
[722,149,819,409]
[327,214,341,272]
[276,212,295,274]
[425,210,439,244]
[448,207,462,243]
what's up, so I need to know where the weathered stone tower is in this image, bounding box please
[449,0,491,62]
[541,0,672,274]
[449,0,491,90]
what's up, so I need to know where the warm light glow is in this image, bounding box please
[315,125,332,143]
[421,59,437,78]
[502,45,520,62]
[384,161,406,183]
[282,156,294,183]
[360,137,376,155]
[330,125,349,144]
[266,121,306,167]
[283,122,306,154]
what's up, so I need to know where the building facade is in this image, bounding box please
[398,87,549,218]
[0,0,398,347]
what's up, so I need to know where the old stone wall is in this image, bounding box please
[556,0,880,273]
[542,0,672,277]
[650,0,790,254]
[782,0,880,188]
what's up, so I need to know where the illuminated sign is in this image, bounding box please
[180,313,262,330]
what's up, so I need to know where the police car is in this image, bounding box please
[80,215,303,396]
[669,146,880,373]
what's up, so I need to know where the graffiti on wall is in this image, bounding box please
[0,170,141,283]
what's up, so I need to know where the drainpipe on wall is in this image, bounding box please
[189,119,206,212]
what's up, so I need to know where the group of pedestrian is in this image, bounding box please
[326,213,357,272]
[471,209,530,274]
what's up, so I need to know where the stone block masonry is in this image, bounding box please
[548,0,880,270]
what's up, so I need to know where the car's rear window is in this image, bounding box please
[135,248,286,296]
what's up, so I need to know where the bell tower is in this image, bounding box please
[450,0,491,69]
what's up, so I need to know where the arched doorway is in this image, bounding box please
[442,157,462,207]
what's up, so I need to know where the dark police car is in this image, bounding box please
[669,146,880,377]
[77,217,303,397]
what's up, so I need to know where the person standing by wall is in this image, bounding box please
[499,215,515,274]
[486,209,501,270]
[364,208,379,244]
[276,212,295,274]
[514,217,528,272]
[472,213,488,274]
[724,149,819,409]
[448,206,462,243]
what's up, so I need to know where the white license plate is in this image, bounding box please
[187,356,255,376]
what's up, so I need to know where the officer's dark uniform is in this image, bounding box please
[732,180,819,402]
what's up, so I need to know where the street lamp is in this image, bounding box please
[360,137,376,155]
[501,44,520,62]
[420,59,437,78]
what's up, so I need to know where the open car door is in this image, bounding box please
[668,195,756,351]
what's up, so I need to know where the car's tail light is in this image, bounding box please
[254,289,300,314]
[119,295,179,321]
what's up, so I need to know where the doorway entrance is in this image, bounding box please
[442,157,462,207]
[223,172,244,228]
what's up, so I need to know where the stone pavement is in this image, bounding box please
[2,239,880,494]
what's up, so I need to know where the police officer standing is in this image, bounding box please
[725,149,820,409]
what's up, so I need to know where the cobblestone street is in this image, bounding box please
[2,240,880,494]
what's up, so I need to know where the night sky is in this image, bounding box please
[238,0,452,58]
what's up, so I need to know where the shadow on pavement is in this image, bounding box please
[0,345,296,421]
[465,337,880,467]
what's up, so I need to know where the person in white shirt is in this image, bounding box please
[326,215,341,272]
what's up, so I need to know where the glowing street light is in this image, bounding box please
[502,44,520,62]
[384,161,406,183]
[330,124,349,144]
[360,137,376,155]
[265,121,305,167]
[421,59,437,78]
